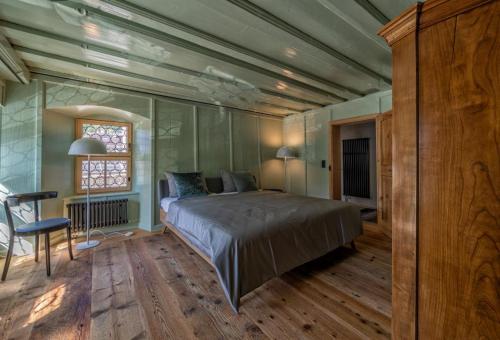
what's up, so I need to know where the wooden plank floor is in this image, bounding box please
[0,225,391,339]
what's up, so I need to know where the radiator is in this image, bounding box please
[66,199,128,232]
[343,138,370,199]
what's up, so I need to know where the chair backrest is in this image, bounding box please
[3,191,58,234]
[5,191,57,207]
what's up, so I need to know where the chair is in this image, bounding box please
[2,191,73,281]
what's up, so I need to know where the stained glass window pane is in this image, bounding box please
[82,123,128,153]
[80,159,129,191]
[81,160,106,190]
[106,160,128,188]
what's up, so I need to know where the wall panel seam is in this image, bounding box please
[193,106,199,172]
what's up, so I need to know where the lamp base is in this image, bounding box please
[75,240,100,250]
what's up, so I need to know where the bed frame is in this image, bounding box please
[157,177,222,267]
[159,209,214,266]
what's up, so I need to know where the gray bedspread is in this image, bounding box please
[166,190,362,312]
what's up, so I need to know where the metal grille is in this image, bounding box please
[82,123,129,153]
[81,159,128,190]
[343,138,370,198]
[66,199,128,232]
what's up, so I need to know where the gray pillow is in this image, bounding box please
[231,172,257,192]
[164,171,177,197]
[170,172,208,199]
[220,169,236,192]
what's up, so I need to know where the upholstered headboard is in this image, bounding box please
[157,176,224,202]
[157,178,170,202]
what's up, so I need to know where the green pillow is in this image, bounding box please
[231,172,257,192]
[170,172,207,199]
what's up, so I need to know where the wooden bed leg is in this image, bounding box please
[351,241,357,251]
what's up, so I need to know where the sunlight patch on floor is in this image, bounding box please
[25,284,66,326]
[11,255,34,267]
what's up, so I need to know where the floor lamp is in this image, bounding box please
[276,146,297,192]
[68,137,107,250]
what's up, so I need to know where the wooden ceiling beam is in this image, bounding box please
[226,0,392,85]
[17,46,308,114]
[0,31,30,84]
[352,0,390,25]
[16,46,196,90]
[99,0,362,98]
[59,1,349,102]
[31,67,287,118]
[0,20,322,108]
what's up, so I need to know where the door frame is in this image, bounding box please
[329,113,379,201]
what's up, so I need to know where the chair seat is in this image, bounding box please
[16,217,71,234]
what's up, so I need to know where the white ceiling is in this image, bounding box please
[0,0,416,116]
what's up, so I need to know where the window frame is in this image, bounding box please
[74,118,132,194]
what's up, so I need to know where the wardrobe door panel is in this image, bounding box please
[418,2,499,338]
[388,32,419,340]
[377,111,392,237]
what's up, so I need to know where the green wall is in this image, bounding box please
[259,118,284,190]
[0,82,41,255]
[0,75,284,252]
[154,100,283,225]
[155,100,196,175]
[197,106,231,177]
[0,82,40,194]
[42,81,153,230]
[42,109,75,220]
[283,90,392,199]
[232,111,260,180]
[41,108,147,227]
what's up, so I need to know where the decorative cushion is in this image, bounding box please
[205,177,224,194]
[220,169,236,192]
[164,171,178,197]
[231,172,258,192]
[170,172,208,199]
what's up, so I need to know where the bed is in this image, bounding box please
[158,177,362,312]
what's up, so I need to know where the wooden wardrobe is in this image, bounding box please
[379,0,499,339]
[376,111,392,237]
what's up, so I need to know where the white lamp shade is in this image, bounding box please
[276,146,297,159]
[68,138,107,156]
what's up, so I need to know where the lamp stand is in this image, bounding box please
[75,154,100,250]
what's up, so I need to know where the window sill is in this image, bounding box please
[64,191,139,201]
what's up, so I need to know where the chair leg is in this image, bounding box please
[66,227,73,260]
[34,233,39,262]
[1,236,14,281]
[351,240,357,251]
[45,233,51,276]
